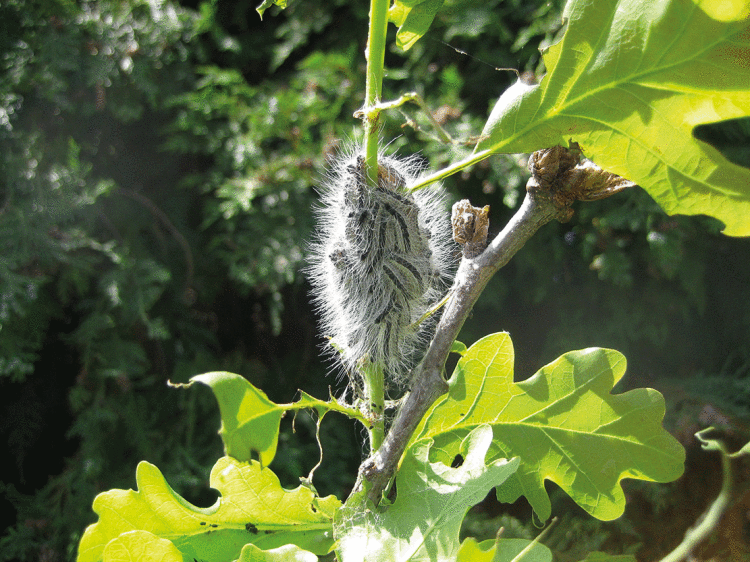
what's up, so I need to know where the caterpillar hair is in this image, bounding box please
[307,145,455,387]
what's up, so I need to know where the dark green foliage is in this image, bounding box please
[0,0,748,560]
[0,2,214,558]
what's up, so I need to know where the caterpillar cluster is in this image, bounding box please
[308,147,454,386]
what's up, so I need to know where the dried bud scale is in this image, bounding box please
[527,143,635,220]
[307,147,454,386]
[451,199,490,259]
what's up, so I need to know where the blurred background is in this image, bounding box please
[1,0,749,560]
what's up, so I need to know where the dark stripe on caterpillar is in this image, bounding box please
[382,202,412,252]
[383,263,407,295]
[391,254,423,288]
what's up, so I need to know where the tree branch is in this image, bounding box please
[358,185,564,503]
[355,144,635,505]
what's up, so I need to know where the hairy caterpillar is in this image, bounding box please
[307,146,454,386]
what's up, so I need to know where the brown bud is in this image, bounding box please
[452,199,490,258]
[527,143,635,222]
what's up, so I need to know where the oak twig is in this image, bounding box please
[354,143,635,505]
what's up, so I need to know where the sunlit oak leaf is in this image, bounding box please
[256,0,286,20]
[456,537,552,562]
[474,0,750,235]
[190,372,284,466]
[181,372,367,466]
[102,531,183,562]
[389,0,446,51]
[335,425,519,562]
[77,457,339,562]
[409,333,685,522]
[237,543,318,562]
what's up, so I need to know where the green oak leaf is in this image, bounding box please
[102,531,183,562]
[389,0,446,51]
[180,372,367,466]
[456,537,553,562]
[256,0,287,20]
[335,425,519,562]
[474,0,750,235]
[190,372,283,466]
[77,456,340,562]
[450,340,468,356]
[409,332,685,522]
[237,543,318,561]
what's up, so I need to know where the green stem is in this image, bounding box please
[362,0,390,186]
[361,361,386,453]
[658,438,735,562]
[356,0,390,455]
[409,148,495,192]
[366,92,454,144]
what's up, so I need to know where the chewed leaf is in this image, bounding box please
[102,531,183,562]
[456,537,553,562]
[77,457,340,562]
[191,372,283,466]
[335,425,519,562]
[410,333,685,522]
[184,372,368,466]
[475,0,750,235]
